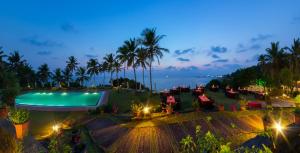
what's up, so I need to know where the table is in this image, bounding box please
[247,101,262,109]
[167,96,176,105]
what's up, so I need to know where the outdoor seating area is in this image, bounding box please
[198,94,214,107]
[225,88,239,99]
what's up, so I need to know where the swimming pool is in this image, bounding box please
[15,91,105,111]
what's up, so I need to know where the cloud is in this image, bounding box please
[203,64,211,67]
[212,59,229,63]
[22,36,63,47]
[246,54,260,63]
[61,23,77,33]
[164,65,199,71]
[85,54,98,58]
[250,34,272,42]
[37,51,52,55]
[177,57,190,62]
[174,48,195,56]
[211,54,220,59]
[236,43,261,53]
[292,17,300,24]
[165,66,177,70]
[210,46,227,53]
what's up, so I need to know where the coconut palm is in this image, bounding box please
[87,58,99,87]
[264,42,286,83]
[136,47,149,87]
[52,68,63,87]
[100,61,108,85]
[119,38,139,90]
[7,51,26,72]
[37,64,51,87]
[66,56,79,74]
[113,60,122,87]
[0,47,6,66]
[140,28,169,94]
[103,53,115,86]
[63,68,72,87]
[116,47,128,78]
[286,38,300,80]
[76,67,89,87]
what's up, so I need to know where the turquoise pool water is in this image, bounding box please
[15,92,103,107]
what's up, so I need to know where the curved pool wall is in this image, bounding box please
[15,91,107,111]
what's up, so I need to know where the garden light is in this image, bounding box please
[273,122,284,133]
[143,106,150,114]
[52,124,60,133]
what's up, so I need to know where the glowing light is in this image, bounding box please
[273,122,284,133]
[48,93,53,95]
[93,92,98,95]
[52,124,60,133]
[62,92,67,95]
[42,92,46,95]
[143,106,150,114]
[84,92,89,95]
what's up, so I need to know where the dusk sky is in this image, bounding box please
[0,0,300,75]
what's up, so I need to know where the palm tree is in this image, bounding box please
[0,47,7,67]
[116,47,128,78]
[37,64,51,87]
[63,68,72,87]
[286,38,300,80]
[87,58,99,87]
[52,68,63,87]
[140,28,169,94]
[113,60,122,87]
[136,47,149,87]
[100,61,108,85]
[264,42,286,85]
[66,56,79,74]
[76,67,89,87]
[103,53,115,86]
[119,38,139,90]
[7,51,26,72]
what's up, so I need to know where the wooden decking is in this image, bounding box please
[85,110,295,153]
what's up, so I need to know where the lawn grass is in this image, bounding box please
[107,89,161,113]
[29,111,86,139]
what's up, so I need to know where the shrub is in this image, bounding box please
[131,103,143,115]
[295,95,300,104]
[8,108,30,124]
[294,108,300,114]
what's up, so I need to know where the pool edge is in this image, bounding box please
[15,91,109,111]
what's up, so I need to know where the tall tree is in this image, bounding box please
[103,53,115,86]
[264,42,286,85]
[136,47,149,87]
[52,68,63,88]
[37,64,51,87]
[140,28,169,94]
[66,56,79,74]
[101,61,108,85]
[0,47,7,68]
[286,38,300,82]
[87,58,99,87]
[76,67,89,87]
[116,47,128,78]
[113,60,122,87]
[63,68,72,87]
[7,51,26,72]
[119,38,139,90]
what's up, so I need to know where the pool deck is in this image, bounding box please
[16,91,109,111]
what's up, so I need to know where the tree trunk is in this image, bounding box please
[93,75,96,87]
[123,63,126,78]
[133,67,137,90]
[142,67,145,89]
[103,72,106,86]
[149,62,153,95]
[110,72,113,87]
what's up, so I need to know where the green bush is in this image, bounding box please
[8,108,30,124]
[294,108,300,114]
[295,95,300,104]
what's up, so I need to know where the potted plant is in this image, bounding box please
[131,103,143,118]
[294,108,300,125]
[166,104,173,114]
[0,102,9,118]
[218,104,225,111]
[8,108,30,139]
[239,98,248,111]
